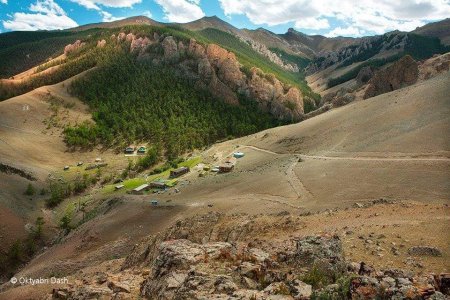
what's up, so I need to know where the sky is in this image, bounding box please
[0,0,449,37]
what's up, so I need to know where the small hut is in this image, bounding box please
[150,181,167,189]
[125,146,135,154]
[132,183,150,194]
[137,146,146,154]
[170,166,190,178]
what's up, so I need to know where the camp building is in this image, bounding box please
[170,166,190,178]
[131,183,150,194]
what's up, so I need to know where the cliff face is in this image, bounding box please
[107,32,305,121]
[364,55,419,99]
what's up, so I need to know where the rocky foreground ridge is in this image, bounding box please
[65,30,305,121]
[49,210,449,300]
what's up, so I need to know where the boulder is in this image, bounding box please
[295,234,343,264]
[130,37,152,54]
[107,280,131,293]
[290,280,312,299]
[161,36,179,61]
[264,282,290,295]
[214,275,238,294]
[198,58,214,82]
[96,39,106,48]
[239,261,263,280]
[408,246,442,257]
[249,248,270,263]
[154,239,205,275]
[165,272,187,289]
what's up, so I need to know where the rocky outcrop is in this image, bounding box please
[139,236,313,300]
[48,211,449,300]
[321,87,356,108]
[130,37,152,54]
[419,52,450,80]
[240,37,300,72]
[161,36,179,61]
[64,40,85,55]
[96,39,106,48]
[109,32,305,120]
[356,66,374,85]
[364,55,419,99]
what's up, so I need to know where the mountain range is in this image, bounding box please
[0,14,449,299]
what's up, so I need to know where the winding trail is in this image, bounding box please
[236,144,450,205]
[230,193,304,210]
[238,145,450,162]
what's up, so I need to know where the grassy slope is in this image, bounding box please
[0,30,101,78]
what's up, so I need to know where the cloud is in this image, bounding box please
[155,0,205,23]
[2,0,78,31]
[30,0,65,15]
[100,11,125,22]
[142,10,152,18]
[219,0,450,36]
[326,26,363,37]
[69,0,141,25]
[69,0,142,10]
[1,0,7,4]
[294,18,329,30]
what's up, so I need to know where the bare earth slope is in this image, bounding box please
[236,72,450,157]
[160,72,450,213]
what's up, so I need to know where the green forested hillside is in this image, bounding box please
[0,30,99,78]
[65,47,285,159]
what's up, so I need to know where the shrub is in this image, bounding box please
[59,213,73,233]
[136,146,160,170]
[24,183,35,196]
[302,263,333,289]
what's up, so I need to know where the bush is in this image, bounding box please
[45,181,69,207]
[302,263,333,289]
[24,183,35,196]
[136,146,160,170]
[59,213,73,232]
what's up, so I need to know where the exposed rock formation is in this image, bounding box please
[115,33,305,120]
[96,39,106,48]
[240,37,300,72]
[64,40,85,55]
[364,55,419,99]
[356,66,374,85]
[306,32,410,75]
[419,52,450,80]
[161,36,179,61]
[47,211,449,299]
